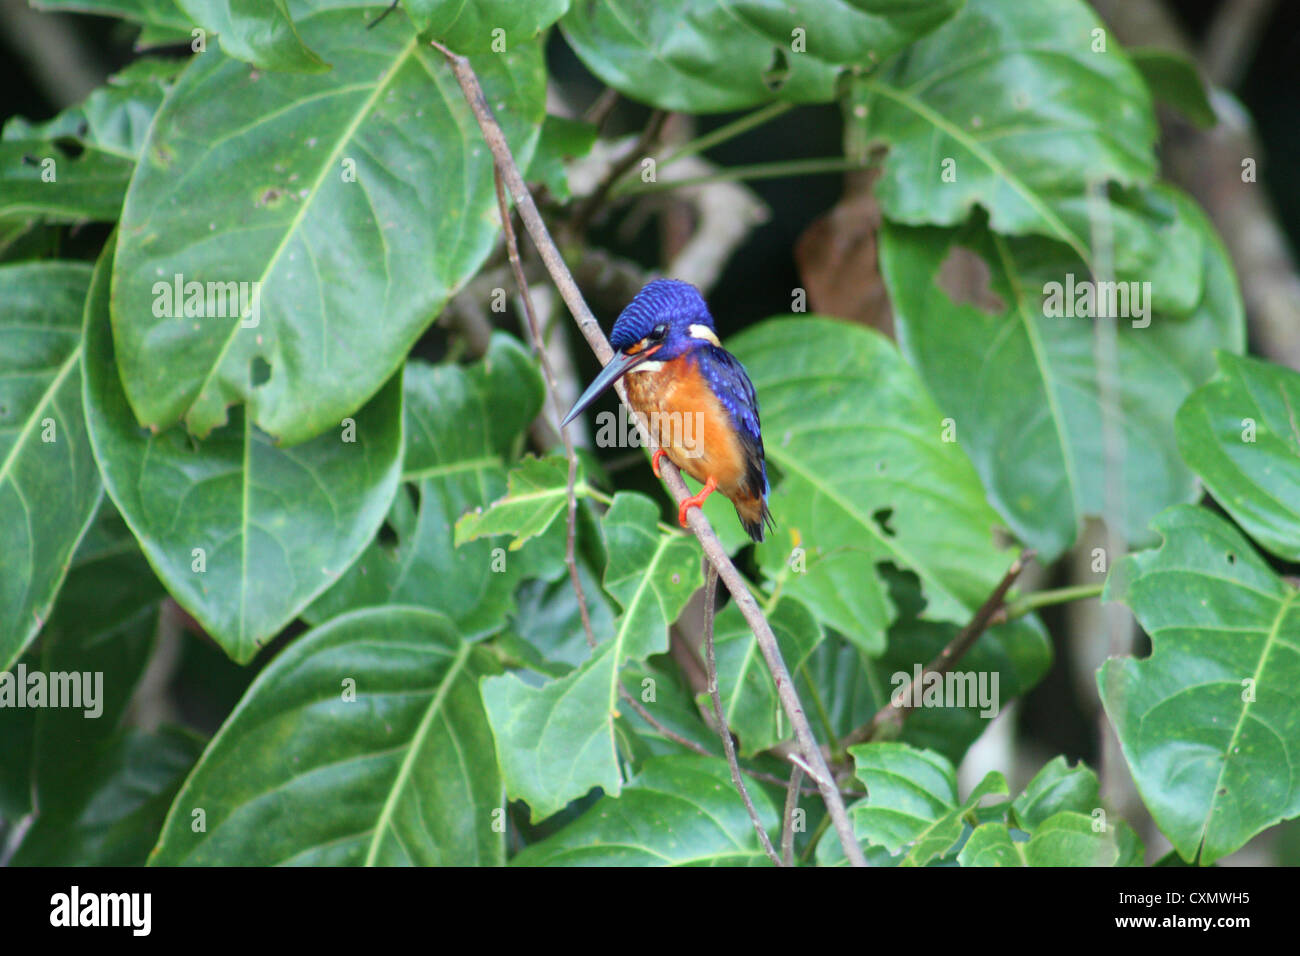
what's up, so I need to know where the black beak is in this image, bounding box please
[561,347,659,427]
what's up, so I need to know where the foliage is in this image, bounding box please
[0,0,1292,868]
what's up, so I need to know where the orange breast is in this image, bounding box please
[624,357,748,494]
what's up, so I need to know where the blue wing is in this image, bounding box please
[694,345,770,499]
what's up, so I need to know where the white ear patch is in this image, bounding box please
[689,324,721,346]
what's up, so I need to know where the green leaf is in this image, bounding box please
[958,811,1140,866]
[1011,756,1100,831]
[83,237,403,663]
[151,607,505,865]
[853,0,1156,258]
[1101,505,1300,864]
[884,188,1244,558]
[11,728,204,866]
[1130,47,1216,128]
[1,59,179,224]
[730,317,1015,651]
[845,742,1008,866]
[560,0,962,112]
[0,509,201,865]
[111,14,546,443]
[707,596,822,755]
[175,0,327,73]
[847,568,1052,764]
[481,493,701,821]
[403,0,570,53]
[31,0,192,31]
[454,455,570,551]
[527,115,598,202]
[1175,352,1300,562]
[0,262,101,670]
[511,756,778,865]
[307,337,567,636]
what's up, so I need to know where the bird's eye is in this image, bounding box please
[651,323,668,340]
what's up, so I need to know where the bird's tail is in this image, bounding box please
[734,494,775,543]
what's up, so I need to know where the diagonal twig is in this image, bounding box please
[493,170,596,650]
[700,563,782,865]
[429,38,868,866]
[843,549,1036,748]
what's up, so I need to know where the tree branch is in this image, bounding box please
[493,170,595,650]
[842,549,1035,748]
[431,38,867,866]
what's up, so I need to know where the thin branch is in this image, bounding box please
[493,170,596,650]
[701,564,782,866]
[431,38,867,867]
[781,766,804,868]
[1003,581,1103,620]
[843,549,1036,748]
[582,87,622,131]
[613,156,874,198]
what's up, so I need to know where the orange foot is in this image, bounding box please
[678,476,718,527]
[651,448,665,479]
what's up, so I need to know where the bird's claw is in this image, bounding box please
[651,448,665,479]
[677,476,718,527]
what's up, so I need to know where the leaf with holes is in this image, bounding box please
[1100,505,1300,864]
[111,11,545,443]
[1175,352,1300,563]
[481,493,701,821]
[512,756,778,866]
[151,607,504,865]
[84,238,403,663]
[0,59,178,225]
[729,317,1015,652]
[883,189,1244,559]
[0,262,101,670]
[560,0,962,112]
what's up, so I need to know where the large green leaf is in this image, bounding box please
[32,0,192,31]
[708,596,822,756]
[1101,505,1300,864]
[511,756,778,865]
[84,238,403,663]
[111,11,546,443]
[402,0,570,52]
[481,493,701,821]
[1176,353,1300,562]
[560,0,962,112]
[151,606,505,865]
[0,263,101,670]
[729,318,1014,652]
[307,337,567,635]
[1,59,179,225]
[854,0,1156,260]
[455,455,571,551]
[884,190,1244,558]
[176,0,327,73]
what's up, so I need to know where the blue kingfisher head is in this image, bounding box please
[562,279,720,425]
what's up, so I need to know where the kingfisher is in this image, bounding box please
[561,279,774,542]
